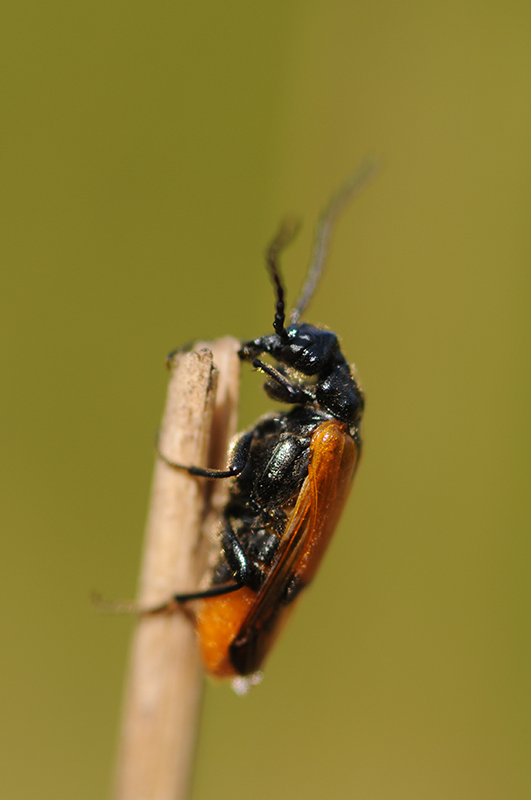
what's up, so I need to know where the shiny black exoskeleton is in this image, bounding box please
[210,309,364,597]
[239,322,363,432]
[211,403,360,601]
[160,164,373,606]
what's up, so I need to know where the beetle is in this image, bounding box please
[155,163,374,680]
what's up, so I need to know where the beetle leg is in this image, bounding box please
[172,581,243,603]
[238,333,278,362]
[251,358,313,404]
[219,517,270,591]
[164,342,194,369]
[283,574,306,604]
[157,429,254,479]
[221,520,250,584]
[141,580,244,617]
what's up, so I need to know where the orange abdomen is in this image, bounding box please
[195,587,257,678]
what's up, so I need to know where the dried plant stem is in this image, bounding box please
[114,337,240,800]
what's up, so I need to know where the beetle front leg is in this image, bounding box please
[251,358,314,405]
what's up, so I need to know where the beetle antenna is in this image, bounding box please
[265,217,300,340]
[291,158,378,324]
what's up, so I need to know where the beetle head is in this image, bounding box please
[278,323,338,376]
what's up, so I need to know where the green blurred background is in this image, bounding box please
[1,2,530,798]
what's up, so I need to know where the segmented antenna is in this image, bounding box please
[290,158,377,324]
[265,217,300,340]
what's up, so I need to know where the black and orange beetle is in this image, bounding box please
[157,164,373,680]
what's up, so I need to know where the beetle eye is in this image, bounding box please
[295,330,315,343]
[281,342,303,362]
[281,330,316,365]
